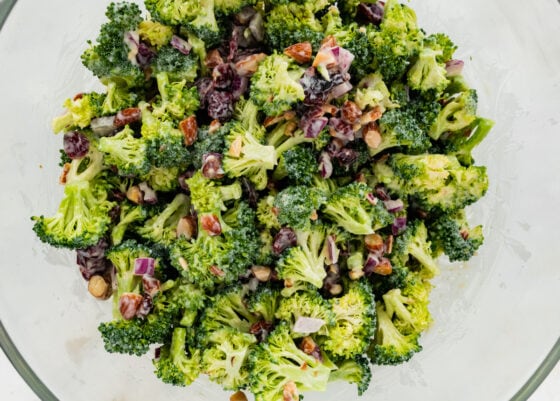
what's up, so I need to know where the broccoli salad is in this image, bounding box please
[32,0,492,399]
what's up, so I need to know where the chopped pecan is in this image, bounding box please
[179,116,198,146]
[363,122,382,149]
[200,214,222,236]
[341,100,362,125]
[284,42,312,64]
[114,107,141,128]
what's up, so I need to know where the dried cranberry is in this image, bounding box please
[136,42,156,67]
[76,238,111,280]
[328,117,354,141]
[196,77,215,108]
[206,91,234,121]
[336,148,359,167]
[231,74,249,100]
[273,228,297,254]
[356,2,385,26]
[178,170,195,192]
[63,131,90,159]
[241,177,258,207]
[212,63,234,89]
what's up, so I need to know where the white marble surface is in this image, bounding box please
[0,350,558,401]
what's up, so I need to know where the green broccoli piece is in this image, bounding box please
[428,210,484,262]
[223,100,278,189]
[140,166,181,192]
[275,290,335,337]
[138,20,174,48]
[200,285,258,333]
[97,125,150,176]
[190,122,231,169]
[374,153,489,213]
[321,280,376,358]
[256,195,281,230]
[152,72,200,120]
[370,0,424,82]
[137,193,190,245]
[111,202,147,246]
[438,117,494,166]
[266,121,314,155]
[353,72,396,112]
[250,53,305,117]
[369,301,421,365]
[51,93,105,133]
[247,285,282,324]
[371,106,431,157]
[274,186,326,230]
[248,322,331,401]
[101,80,140,115]
[407,47,449,94]
[153,327,202,386]
[322,182,393,235]
[390,220,439,279]
[151,45,199,83]
[145,0,200,25]
[423,33,457,63]
[214,0,257,15]
[32,150,113,249]
[264,1,328,52]
[273,145,317,185]
[328,355,372,396]
[369,264,410,298]
[186,171,242,218]
[81,2,145,88]
[276,226,328,296]
[430,89,478,140]
[202,327,257,390]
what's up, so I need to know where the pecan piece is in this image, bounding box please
[284,42,312,64]
[200,213,222,236]
[179,116,198,146]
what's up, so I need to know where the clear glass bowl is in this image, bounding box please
[1,0,559,400]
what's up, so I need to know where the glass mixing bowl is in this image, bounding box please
[0,0,559,400]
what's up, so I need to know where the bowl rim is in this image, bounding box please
[0,0,558,400]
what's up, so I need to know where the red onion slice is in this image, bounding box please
[325,235,339,265]
[336,47,355,74]
[319,152,333,179]
[445,59,464,77]
[293,317,326,334]
[170,35,192,55]
[330,81,353,99]
[384,199,404,213]
[392,216,407,236]
[134,257,155,276]
[302,116,328,138]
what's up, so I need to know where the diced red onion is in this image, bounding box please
[392,216,407,236]
[302,116,328,138]
[293,317,326,334]
[138,182,158,205]
[318,152,333,179]
[90,116,116,136]
[384,199,404,213]
[170,35,192,55]
[336,47,355,74]
[134,257,155,276]
[136,43,156,67]
[365,193,378,205]
[325,235,339,265]
[445,59,464,77]
[363,253,380,275]
[375,185,390,201]
[123,31,140,66]
[330,81,353,99]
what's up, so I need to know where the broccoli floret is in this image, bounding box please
[371,106,431,157]
[223,100,278,189]
[370,0,424,82]
[248,322,331,401]
[153,327,201,386]
[152,72,200,120]
[185,0,222,47]
[138,20,174,48]
[52,93,105,133]
[266,121,314,155]
[187,171,242,217]
[200,285,258,333]
[97,126,150,176]
[137,193,190,245]
[250,53,305,117]
[202,327,257,390]
[81,2,145,88]
[369,302,421,365]
[382,273,432,336]
[328,355,372,396]
[322,182,393,235]
[247,286,282,323]
[141,166,181,192]
[430,89,478,140]
[256,195,281,230]
[151,45,199,83]
[428,210,484,262]
[222,220,262,278]
[140,102,191,169]
[32,150,113,249]
[407,46,449,94]
[374,153,489,213]
[111,202,147,245]
[321,280,376,358]
[390,220,439,279]
[369,264,409,298]
[273,145,317,185]
[274,186,326,230]
[275,290,335,337]
[190,123,231,169]
[438,117,494,166]
[145,0,199,25]
[101,80,140,115]
[214,0,257,15]
[264,2,327,52]
[276,226,328,295]
[423,33,457,63]
[353,72,396,112]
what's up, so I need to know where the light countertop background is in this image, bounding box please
[1,350,558,401]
